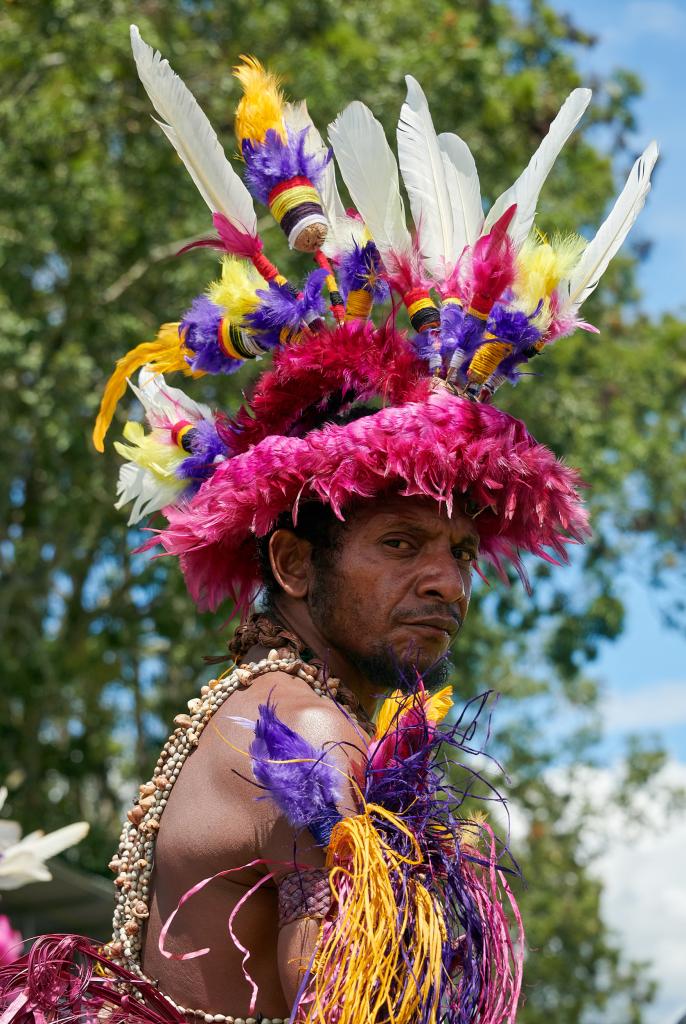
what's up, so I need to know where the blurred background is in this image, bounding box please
[0,0,684,1021]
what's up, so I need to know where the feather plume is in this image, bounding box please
[483,88,592,249]
[234,56,286,145]
[241,126,330,203]
[438,131,484,249]
[114,369,226,525]
[514,232,586,328]
[467,205,517,308]
[397,76,455,279]
[285,100,347,227]
[560,140,659,317]
[92,322,201,452]
[329,101,412,267]
[250,698,343,843]
[130,26,256,235]
[207,255,263,322]
[115,422,187,524]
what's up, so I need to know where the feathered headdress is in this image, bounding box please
[93,26,657,611]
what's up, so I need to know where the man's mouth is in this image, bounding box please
[402,616,461,639]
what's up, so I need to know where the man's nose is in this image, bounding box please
[416,551,468,607]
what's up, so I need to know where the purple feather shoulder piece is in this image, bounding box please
[250,698,344,846]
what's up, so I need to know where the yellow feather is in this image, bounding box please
[114,421,185,482]
[234,56,286,146]
[423,685,454,725]
[459,809,490,851]
[374,685,454,741]
[514,233,586,313]
[374,690,405,739]
[514,232,586,327]
[207,256,263,323]
[92,323,203,453]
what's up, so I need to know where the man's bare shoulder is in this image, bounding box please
[215,669,368,760]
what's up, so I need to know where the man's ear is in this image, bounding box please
[268,529,313,599]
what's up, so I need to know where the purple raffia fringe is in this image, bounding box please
[242,127,331,204]
[180,295,242,375]
[254,676,523,1024]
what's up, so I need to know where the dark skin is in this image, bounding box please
[143,495,478,1016]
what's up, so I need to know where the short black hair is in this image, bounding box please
[256,501,349,614]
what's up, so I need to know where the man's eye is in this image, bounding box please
[452,547,475,563]
[383,538,413,550]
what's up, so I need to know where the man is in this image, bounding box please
[143,494,478,1018]
[0,25,655,1024]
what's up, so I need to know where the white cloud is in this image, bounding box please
[536,761,686,1024]
[601,680,686,733]
[594,760,686,1024]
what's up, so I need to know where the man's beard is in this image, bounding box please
[341,645,452,695]
[308,558,452,695]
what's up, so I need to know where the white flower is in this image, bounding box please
[0,787,89,891]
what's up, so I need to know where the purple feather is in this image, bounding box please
[250,698,343,842]
[247,269,328,348]
[176,420,228,484]
[242,127,331,204]
[180,295,242,375]
[338,242,389,302]
[439,303,466,360]
[488,304,542,383]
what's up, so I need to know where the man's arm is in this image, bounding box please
[247,674,368,1005]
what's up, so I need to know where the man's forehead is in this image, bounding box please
[350,495,480,542]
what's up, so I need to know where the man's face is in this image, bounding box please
[307,495,478,685]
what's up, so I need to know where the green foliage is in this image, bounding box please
[0,0,684,1019]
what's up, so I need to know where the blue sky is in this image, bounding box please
[515,3,686,1021]
[548,0,686,316]
[537,0,686,763]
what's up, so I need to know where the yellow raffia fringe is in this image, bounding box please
[92,323,202,452]
[304,805,444,1024]
[113,421,186,484]
[374,685,454,741]
[514,232,586,328]
[234,56,286,146]
[207,256,263,324]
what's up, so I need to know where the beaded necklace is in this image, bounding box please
[104,648,354,1024]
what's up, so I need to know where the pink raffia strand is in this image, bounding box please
[461,823,524,1024]
[158,857,317,1017]
[146,383,589,613]
[0,934,187,1024]
[158,858,277,1015]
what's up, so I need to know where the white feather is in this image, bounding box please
[562,140,659,313]
[328,101,412,263]
[438,131,484,250]
[130,25,256,234]
[115,455,184,526]
[131,366,214,427]
[397,76,454,277]
[284,100,346,226]
[483,88,592,249]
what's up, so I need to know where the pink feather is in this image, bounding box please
[146,386,589,613]
[467,205,516,310]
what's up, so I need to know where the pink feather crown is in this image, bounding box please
[95,30,657,611]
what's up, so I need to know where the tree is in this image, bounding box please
[0,0,683,1019]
